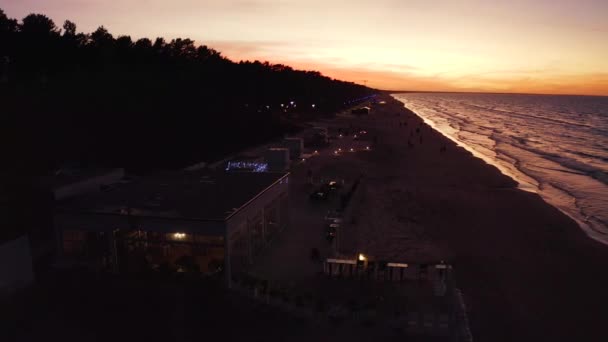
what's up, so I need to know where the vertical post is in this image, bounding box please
[246,220,252,264]
[224,229,231,288]
[335,224,340,254]
[277,195,283,232]
[55,224,64,258]
[261,207,266,243]
[109,229,119,274]
[283,189,289,231]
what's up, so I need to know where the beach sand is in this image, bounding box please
[331,95,608,341]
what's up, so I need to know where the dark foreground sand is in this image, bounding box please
[336,94,608,341]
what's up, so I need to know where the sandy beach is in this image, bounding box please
[327,94,608,341]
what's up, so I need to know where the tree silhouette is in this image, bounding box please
[20,13,59,36]
[0,9,374,173]
[62,20,76,37]
[90,26,114,47]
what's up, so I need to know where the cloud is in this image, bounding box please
[205,40,292,59]
[450,72,608,96]
[200,39,608,95]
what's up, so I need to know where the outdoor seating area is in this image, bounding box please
[237,117,468,340]
[229,266,462,340]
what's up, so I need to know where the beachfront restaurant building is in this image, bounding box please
[54,171,289,287]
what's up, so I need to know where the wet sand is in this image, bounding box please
[338,94,608,341]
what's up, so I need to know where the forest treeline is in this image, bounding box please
[0,9,374,172]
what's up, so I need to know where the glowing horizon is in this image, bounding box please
[4,0,608,96]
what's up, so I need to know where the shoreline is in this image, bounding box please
[392,94,608,247]
[334,95,608,341]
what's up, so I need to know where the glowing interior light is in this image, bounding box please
[366,146,370,150]
[173,233,186,239]
[358,253,366,261]
[338,148,342,152]
[350,148,354,152]
[312,104,316,108]
[314,150,318,154]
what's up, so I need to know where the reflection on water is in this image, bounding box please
[393,93,608,245]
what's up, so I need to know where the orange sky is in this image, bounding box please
[5,0,608,95]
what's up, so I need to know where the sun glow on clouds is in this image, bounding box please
[4,0,608,95]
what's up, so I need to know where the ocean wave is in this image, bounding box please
[393,93,608,245]
[497,138,608,187]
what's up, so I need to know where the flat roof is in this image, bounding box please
[57,171,289,221]
[54,168,123,188]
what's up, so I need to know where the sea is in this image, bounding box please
[393,93,608,245]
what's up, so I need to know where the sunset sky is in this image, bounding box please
[4,0,608,95]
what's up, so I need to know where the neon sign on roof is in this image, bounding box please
[226,161,269,172]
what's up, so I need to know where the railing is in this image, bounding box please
[228,265,475,341]
[229,276,459,339]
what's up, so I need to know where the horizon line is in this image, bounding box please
[381,89,608,97]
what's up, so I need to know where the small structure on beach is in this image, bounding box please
[312,126,329,136]
[283,137,304,159]
[303,126,329,147]
[264,148,290,172]
[351,106,370,115]
[54,170,290,287]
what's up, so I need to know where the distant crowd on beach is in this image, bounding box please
[396,119,447,153]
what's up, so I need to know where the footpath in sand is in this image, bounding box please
[252,94,608,342]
